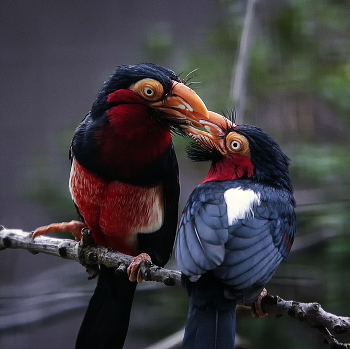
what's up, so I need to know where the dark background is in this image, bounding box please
[1,1,350,348]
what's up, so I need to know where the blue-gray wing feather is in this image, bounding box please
[175,180,295,300]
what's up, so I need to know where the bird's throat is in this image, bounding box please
[202,155,254,183]
[96,101,171,180]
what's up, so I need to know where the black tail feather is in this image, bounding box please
[76,265,137,349]
[183,272,237,349]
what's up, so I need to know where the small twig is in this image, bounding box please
[318,326,348,349]
[0,227,181,287]
[262,294,350,347]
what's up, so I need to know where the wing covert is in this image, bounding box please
[214,189,295,297]
[175,184,229,278]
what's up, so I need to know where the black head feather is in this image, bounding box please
[234,124,293,192]
[90,63,181,119]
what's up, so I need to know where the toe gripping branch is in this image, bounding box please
[78,228,100,280]
[127,253,153,283]
[76,230,178,284]
[76,230,158,283]
[76,230,154,283]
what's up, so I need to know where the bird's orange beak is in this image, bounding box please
[151,82,209,127]
[183,111,233,138]
[152,82,233,154]
[185,111,234,155]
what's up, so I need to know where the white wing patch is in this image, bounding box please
[224,187,261,225]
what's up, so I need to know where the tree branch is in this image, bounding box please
[261,295,350,348]
[1,226,350,347]
[0,226,181,286]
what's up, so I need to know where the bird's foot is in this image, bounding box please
[127,253,152,283]
[251,288,268,318]
[32,221,87,241]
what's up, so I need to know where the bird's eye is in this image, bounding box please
[144,87,154,96]
[226,132,251,158]
[231,140,241,150]
[131,78,164,101]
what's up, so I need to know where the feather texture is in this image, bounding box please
[176,178,295,348]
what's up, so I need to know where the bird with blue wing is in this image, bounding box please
[176,112,296,349]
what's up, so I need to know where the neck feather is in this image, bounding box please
[202,155,254,183]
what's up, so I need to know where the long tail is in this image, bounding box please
[76,265,137,349]
[182,273,237,349]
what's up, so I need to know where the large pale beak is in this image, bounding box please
[151,82,209,127]
[182,111,234,155]
[184,111,233,138]
[152,82,233,155]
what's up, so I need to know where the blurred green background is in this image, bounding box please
[1,0,350,348]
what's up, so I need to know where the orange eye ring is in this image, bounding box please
[131,78,164,101]
[226,132,251,158]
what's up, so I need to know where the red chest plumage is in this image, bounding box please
[69,159,164,255]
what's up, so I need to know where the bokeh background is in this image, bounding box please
[1,0,350,348]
